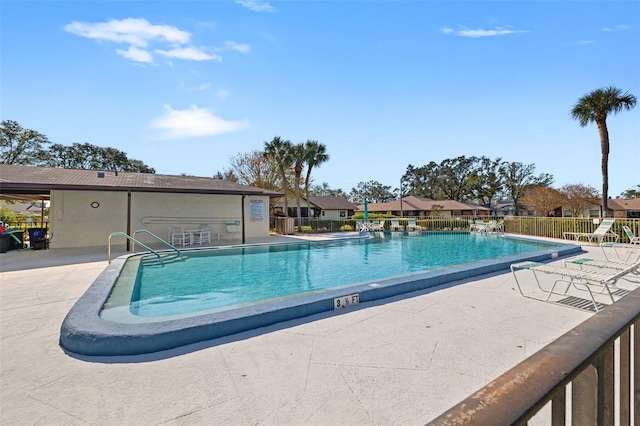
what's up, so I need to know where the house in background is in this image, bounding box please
[357,196,491,217]
[504,198,640,218]
[273,196,356,219]
[310,196,357,219]
[609,198,640,218]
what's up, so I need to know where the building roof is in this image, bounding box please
[609,198,640,211]
[358,196,491,212]
[0,164,282,199]
[307,196,356,210]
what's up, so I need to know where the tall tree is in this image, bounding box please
[310,182,347,198]
[303,140,329,220]
[46,142,155,172]
[349,181,395,204]
[223,150,286,190]
[0,120,50,165]
[499,162,554,216]
[290,143,307,232]
[263,136,293,216]
[570,87,637,216]
[467,156,503,207]
[402,162,443,199]
[620,185,640,199]
[521,187,566,217]
[559,183,600,218]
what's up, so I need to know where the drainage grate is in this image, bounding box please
[612,288,630,297]
[556,296,607,312]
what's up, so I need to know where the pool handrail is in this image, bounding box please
[131,229,182,258]
[108,232,162,264]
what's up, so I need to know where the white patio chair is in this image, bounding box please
[168,226,191,247]
[192,225,211,245]
[622,226,640,244]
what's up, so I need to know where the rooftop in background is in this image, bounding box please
[0,164,282,200]
[358,195,491,213]
[609,197,640,211]
[307,196,356,211]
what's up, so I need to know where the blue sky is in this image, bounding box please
[2,1,639,197]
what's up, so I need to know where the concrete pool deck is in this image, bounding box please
[0,233,630,424]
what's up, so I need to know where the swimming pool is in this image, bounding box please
[60,232,581,356]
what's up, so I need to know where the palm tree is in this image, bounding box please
[570,87,637,216]
[290,143,307,232]
[303,140,329,220]
[263,136,293,216]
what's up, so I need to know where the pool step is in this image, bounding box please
[140,252,184,267]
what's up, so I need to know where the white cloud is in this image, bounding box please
[116,46,154,63]
[571,40,594,45]
[155,47,222,62]
[63,18,190,47]
[224,41,251,53]
[65,17,251,64]
[236,0,275,12]
[150,105,250,139]
[442,26,526,38]
[602,24,631,32]
[217,89,230,99]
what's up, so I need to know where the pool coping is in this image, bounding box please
[59,235,582,357]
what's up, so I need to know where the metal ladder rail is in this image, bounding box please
[131,229,182,258]
[108,232,162,264]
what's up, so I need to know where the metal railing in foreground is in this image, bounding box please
[131,229,182,257]
[108,232,161,264]
[428,286,640,425]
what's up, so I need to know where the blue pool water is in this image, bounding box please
[106,232,558,319]
[62,232,579,356]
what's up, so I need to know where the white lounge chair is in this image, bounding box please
[406,218,422,231]
[370,220,385,231]
[622,226,640,244]
[562,218,618,244]
[477,220,503,234]
[599,241,640,262]
[510,259,639,312]
[487,220,504,233]
[390,218,403,231]
[469,220,487,232]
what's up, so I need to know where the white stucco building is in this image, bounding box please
[0,164,281,250]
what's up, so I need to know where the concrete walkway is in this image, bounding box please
[0,235,622,425]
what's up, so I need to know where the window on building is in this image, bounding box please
[321,211,325,216]
[589,210,600,218]
[563,211,573,217]
[340,211,346,217]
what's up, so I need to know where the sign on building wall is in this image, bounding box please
[250,199,264,222]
